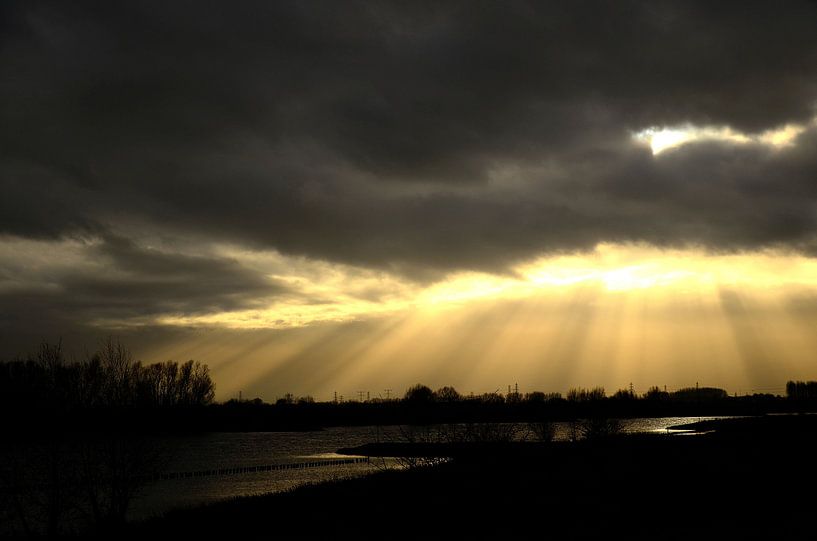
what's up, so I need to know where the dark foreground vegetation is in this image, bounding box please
[125,415,817,539]
[0,340,218,535]
[0,340,215,434]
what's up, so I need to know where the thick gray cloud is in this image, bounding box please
[0,233,287,348]
[3,0,817,278]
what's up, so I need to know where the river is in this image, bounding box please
[131,416,724,519]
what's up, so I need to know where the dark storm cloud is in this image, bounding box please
[79,233,288,316]
[3,0,817,275]
[0,233,287,339]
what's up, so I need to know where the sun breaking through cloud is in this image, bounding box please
[4,1,817,398]
[633,121,810,155]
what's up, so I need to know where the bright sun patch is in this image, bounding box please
[633,122,808,155]
[142,243,817,401]
[153,243,817,329]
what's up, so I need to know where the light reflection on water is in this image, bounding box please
[132,416,730,519]
[616,416,728,435]
[131,426,395,519]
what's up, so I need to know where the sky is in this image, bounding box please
[3,1,817,400]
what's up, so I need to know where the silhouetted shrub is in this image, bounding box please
[527,421,555,442]
[524,391,561,403]
[478,391,505,404]
[404,383,434,403]
[579,417,622,440]
[644,386,669,400]
[612,388,636,400]
[462,422,521,442]
[434,386,461,402]
[786,380,817,400]
[672,387,727,401]
[567,387,606,402]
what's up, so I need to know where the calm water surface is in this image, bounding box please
[132,416,726,519]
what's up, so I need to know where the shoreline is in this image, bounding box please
[121,414,817,539]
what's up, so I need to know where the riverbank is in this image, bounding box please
[125,415,817,539]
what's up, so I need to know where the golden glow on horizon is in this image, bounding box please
[153,244,817,329]
[144,272,817,401]
[5,235,817,399]
[142,243,817,399]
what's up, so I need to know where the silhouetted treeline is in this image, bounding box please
[0,339,214,433]
[204,382,802,431]
[4,341,815,433]
[397,382,753,410]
